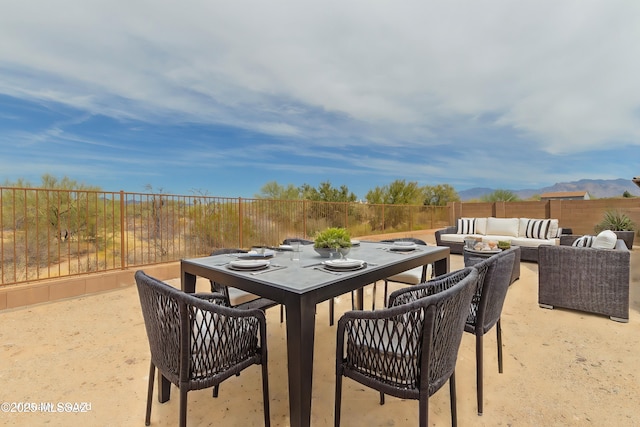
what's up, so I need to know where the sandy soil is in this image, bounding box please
[0,233,639,426]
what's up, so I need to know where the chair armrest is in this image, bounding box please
[559,235,580,246]
[560,235,630,251]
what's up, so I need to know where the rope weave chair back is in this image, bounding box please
[135,271,270,426]
[467,248,516,334]
[335,267,479,426]
[461,247,517,416]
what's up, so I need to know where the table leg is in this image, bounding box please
[285,296,316,427]
[182,270,197,293]
[433,257,449,277]
[354,287,364,310]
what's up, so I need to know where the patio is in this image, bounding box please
[1,232,639,426]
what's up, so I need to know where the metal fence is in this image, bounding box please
[0,187,449,286]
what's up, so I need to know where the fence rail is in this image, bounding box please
[0,188,449,286]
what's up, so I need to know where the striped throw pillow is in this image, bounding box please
[572,235,594,247]
[456,218,476,234]
[525,219,550,239]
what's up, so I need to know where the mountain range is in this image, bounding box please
[458,178,640,201]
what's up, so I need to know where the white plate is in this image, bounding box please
[393,241,415,246]
[279,244,293,251]
[322,259,365,269]
[237,250,275,259]
[228,260,271,271]
[465,248,502,255]
[350,239,360,246]
[389,242,417,251]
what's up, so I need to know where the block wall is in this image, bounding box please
[449,199,640,236]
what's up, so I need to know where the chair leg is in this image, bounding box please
[212,385,219,398]
[179,387,188,427]
[383,280,389,308]
[449,371,457,427]
[419,390,428,427]
[371,282,377,310]
[261,361,271,427]
[330,298,335,326]
[145,362,155,426]
[334,372,343,427]
[476,333,484,415]
[496,319,503,374]
[280,305,284,323]
[379,392,384,405]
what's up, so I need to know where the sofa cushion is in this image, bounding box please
[475,218,487,235]
[439,233,484,243]
[572,235,594,247]
[486,217,519,237]
[592,230,617,249]
[510,237,556,248]
[456,218,476,234]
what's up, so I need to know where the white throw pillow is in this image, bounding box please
[518,218,530,237]
[572,235,594,247]
[485,217,519,237]
[456,218,476,234]
[548,219,560,238]
[525,219,551,239]
[592,230,617,249]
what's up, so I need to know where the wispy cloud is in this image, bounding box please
[1,0,639,196]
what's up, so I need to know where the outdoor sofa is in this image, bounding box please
[436,217,563,263]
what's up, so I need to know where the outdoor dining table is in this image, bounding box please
[177,241,450,427]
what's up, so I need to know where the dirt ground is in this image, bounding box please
[1,232,639,426]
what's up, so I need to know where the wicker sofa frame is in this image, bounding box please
[538,235,630,322]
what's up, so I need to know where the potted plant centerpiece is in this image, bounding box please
[594,209,636,250]
[313,227,353,258]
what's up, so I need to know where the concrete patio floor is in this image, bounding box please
[1,233,639,426]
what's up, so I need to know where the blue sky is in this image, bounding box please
[1,0,639,199]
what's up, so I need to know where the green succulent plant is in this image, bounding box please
[594,209,636,233]
[313,227,352,249]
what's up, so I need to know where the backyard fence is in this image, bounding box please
[0,187,449,286]
[3,186,638,287]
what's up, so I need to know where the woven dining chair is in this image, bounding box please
[334,267,478,427]
[377,238,432,309]
[463,247,517,415]
[135,271,270,427]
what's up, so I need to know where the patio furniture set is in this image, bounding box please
[134,224,631,426]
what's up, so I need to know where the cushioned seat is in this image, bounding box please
[378,238,431,308]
